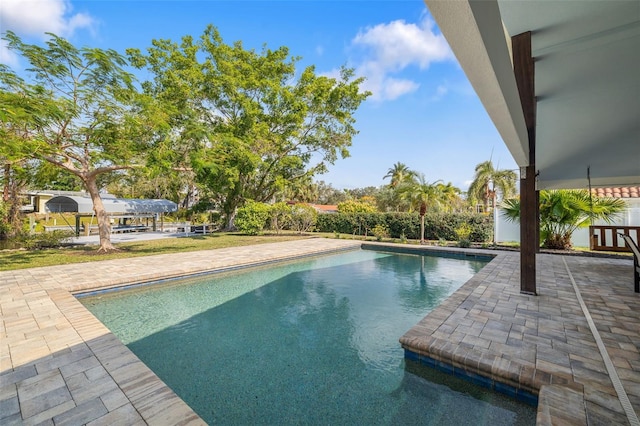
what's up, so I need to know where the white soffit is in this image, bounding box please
[425,0,640,189]
[498,0,640,189]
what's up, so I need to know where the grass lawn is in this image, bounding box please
[2,232,631,272]
[0,233,319,271]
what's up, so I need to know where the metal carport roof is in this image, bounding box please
[45,196,177,214]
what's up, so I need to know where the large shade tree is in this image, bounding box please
[129,26,370,229]
[468,160,517,213]
[501,189,625,249]
[314,180,349,205]
[399,174,443,244]
[0,32,164,251]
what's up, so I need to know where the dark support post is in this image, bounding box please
[75,214,81,237]
[513,31,537,295]
[520,166,537,294]
[536,188,540,253]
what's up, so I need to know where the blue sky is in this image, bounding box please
[1,0,518,191]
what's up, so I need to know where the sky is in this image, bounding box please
[0,0,519,192]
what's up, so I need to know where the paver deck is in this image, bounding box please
[1,238,638,425]
[0,238,360,425]
[399,248,640,425]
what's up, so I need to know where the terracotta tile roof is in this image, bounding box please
[590,186,640,198]
[309,204,338,212]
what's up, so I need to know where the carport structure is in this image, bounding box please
[424,0,640,294]
[45,195,177,236]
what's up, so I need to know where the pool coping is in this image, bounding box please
[1,238,361,425]
[2,239,637,424]
[396,246,639,425]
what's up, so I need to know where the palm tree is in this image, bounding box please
[467,160,517,213]
[383,162,417,188]
[437,181,463,212]
[501,189,625,249]
[399,175,443,244]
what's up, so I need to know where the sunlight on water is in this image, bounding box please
[81,249,536,425]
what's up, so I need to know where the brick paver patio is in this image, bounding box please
[1,238,638,425]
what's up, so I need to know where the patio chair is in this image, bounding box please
[619,233,640,293]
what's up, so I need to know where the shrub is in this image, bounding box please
[386,213,420,240]
[270,202,292,234]
[289,204,317,233]
[455,222,472,248]
[18,230,74,249]
[235,201,271,235]
[337,200,377,213]
[315,212,493,243]
[371,224,390,241]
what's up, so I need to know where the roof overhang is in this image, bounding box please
[425,0,640,190]
[45,196,178,214]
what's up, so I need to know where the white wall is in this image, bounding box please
[494,200,640,248]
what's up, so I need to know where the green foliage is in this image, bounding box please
[337,200,377,213]
[29,162,82,191]
[385,213,421,240]
[18,230,74,250]
[315,180,349,205]
[289,204,317,233]
[501,189,625,249]
[398,174,444,243]
[130,26,370,229]
[234,201,271,235]
[383,162,416,188]
[270,202,292,234]
[0,201,11,239]
[455,223,472,248]
[466,214,494,243]
[316,212,492,243]
[316,212,385,236]
[1,31,166,251]
[371,224,390,241]
[455,222,472,240]
[467,160,517,212]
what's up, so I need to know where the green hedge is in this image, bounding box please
[316,212,493,242]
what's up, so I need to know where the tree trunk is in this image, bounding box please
[420,214,425,244]
[3,163,10,202]
[224,207,238,231]
[85,177,116,252]
[484,185,490,213]
[7,181,22,239]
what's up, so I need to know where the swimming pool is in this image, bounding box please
[79,249,536,425]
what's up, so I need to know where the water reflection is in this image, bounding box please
[82,250,533,425]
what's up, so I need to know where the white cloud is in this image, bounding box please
[0,0,96,69]
[428,84,449,102]
[0,41,19,67]
[0,0,95,38]
[347,15,454,102]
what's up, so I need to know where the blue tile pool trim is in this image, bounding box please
[404,349,539,407]
[361,243,495,262]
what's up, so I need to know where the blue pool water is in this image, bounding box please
[80,249,536,425]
